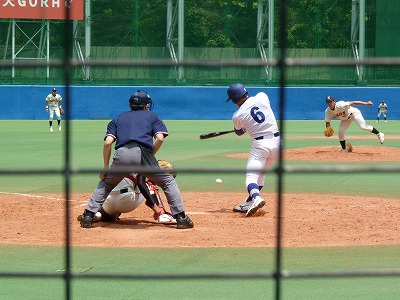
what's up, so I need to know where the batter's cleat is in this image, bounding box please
[49,127,53,132]
[58,125,61,131]
[79,214,93,228]
[341,149,347,153]
[174,213,194,229]
[157,212,177,224]
[246,196,265,217]
[377,132,385,144]
[233,200,253,213]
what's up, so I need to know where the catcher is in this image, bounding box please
[86,160,177,224]
[324,96,385,152]
[45,87,63,132]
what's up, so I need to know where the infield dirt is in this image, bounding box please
[1,144,399,248]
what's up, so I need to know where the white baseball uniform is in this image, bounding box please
[232,92,280,189]
[46,93,62,121]
[377,102,387,120]
[324,100,373,140]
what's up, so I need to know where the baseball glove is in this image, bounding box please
[60,108,65,115]
[324,126,334,137]
[158,160,177,178]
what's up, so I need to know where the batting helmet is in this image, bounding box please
[226,83,248,103]
[129,90,153,110]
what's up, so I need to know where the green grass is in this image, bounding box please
[1,120,399,299]
[0,245,399,299]
[1,120,399,197]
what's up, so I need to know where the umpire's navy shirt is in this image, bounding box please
[105,110,168,150]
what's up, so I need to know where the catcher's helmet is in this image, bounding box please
[129,90,153,110]
[226,83,248,103]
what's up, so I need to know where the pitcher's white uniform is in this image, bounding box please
[324,101,373,141]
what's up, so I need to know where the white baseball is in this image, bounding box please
[215,178,222,184]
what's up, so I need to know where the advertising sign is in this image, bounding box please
[0,0,83,20]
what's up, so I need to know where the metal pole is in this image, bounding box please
[359,0,365,81]
[178,0,184,82]
[47,21,50,79]
[268,0,274,81]
[12,19,15,78]
[85,0,91,80]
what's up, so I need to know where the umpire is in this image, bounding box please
[79,90,194,229]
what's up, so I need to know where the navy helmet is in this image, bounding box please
[226,83,248,103]
[129,90,153,110]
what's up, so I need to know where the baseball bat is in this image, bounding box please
[199,129,235,140]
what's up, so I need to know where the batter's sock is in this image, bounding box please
[371,128,379,134]
[245,186,263,202]
[247,183,260,200]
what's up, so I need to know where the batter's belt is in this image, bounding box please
[254,132,280,140]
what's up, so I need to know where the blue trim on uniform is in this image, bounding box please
[255,132,280,140]
[234,128,245,136]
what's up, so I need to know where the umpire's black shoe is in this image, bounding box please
[80,214,93,228]
[174,213,194,229]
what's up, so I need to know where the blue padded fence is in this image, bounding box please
[0,85,398,120]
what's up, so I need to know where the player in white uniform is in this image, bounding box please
[325,96,384,152]
[92,173,176,224]
[226,83,280,217]
[45,88,62,132]
[377,100,388,123]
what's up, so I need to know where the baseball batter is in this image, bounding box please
[92,173,176,224]
[377,100,388,123]
[226,83,280,217]
[324,96,385,152]
[45,88,62,132]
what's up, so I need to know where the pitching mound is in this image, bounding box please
[228,146,400,162]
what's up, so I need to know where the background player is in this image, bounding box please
[325,96,384,152]
[377,100,388,123]
[226,83,281,217]
[45,88,63,132]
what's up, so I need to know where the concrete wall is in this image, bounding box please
[0,85,398,120]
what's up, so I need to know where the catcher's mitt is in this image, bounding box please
[158,160,177,178]
[324,126,334,137]
[60,108,65,115]
[346,143,353,153]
